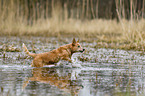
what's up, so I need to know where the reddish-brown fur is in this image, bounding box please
[23,38,85,67]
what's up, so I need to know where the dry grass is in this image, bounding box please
[0,0,145,50]
[1,17,145,44]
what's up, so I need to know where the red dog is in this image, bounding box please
[23,38,85,67]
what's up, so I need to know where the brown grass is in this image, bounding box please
[0,0,145,50]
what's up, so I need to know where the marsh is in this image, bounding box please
[0,37,145,96]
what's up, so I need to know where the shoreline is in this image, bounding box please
[0,35,145,51]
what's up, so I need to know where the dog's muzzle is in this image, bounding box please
[80,49,85,53]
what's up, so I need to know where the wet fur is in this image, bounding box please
[23,38,85,67]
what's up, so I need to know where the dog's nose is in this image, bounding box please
[83,49,85,51]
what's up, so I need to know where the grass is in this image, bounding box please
[1,18,145,42]
[0,0,145,51]
[1,18,145,51]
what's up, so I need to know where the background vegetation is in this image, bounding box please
[0,0,145,50]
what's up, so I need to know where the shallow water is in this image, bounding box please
[0,37,145,96]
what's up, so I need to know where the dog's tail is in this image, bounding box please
[22,43,37,58]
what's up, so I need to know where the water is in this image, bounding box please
[0,36,145,96]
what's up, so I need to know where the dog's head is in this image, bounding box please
[71,38,85,53]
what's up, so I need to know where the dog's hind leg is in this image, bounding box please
[32,57,44,67]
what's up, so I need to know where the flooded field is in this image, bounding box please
[1,36,145,96]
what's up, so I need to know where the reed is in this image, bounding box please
[0,0,145,50]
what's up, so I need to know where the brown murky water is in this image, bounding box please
[0,36,145,96]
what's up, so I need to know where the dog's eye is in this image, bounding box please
[78,46,80,48]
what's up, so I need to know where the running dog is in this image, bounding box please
[23,38,85,67]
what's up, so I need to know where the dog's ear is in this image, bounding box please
[77,39,79,43]
[72,38,76,46]
[72,38,76,43]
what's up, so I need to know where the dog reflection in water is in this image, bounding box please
[23,68,83,95]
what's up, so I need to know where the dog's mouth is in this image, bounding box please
[79,49,85,53]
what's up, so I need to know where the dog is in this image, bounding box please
[23,38,85,67]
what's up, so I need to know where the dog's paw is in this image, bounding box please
[72,63,82,68]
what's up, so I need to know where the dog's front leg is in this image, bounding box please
[62,57,72,63]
